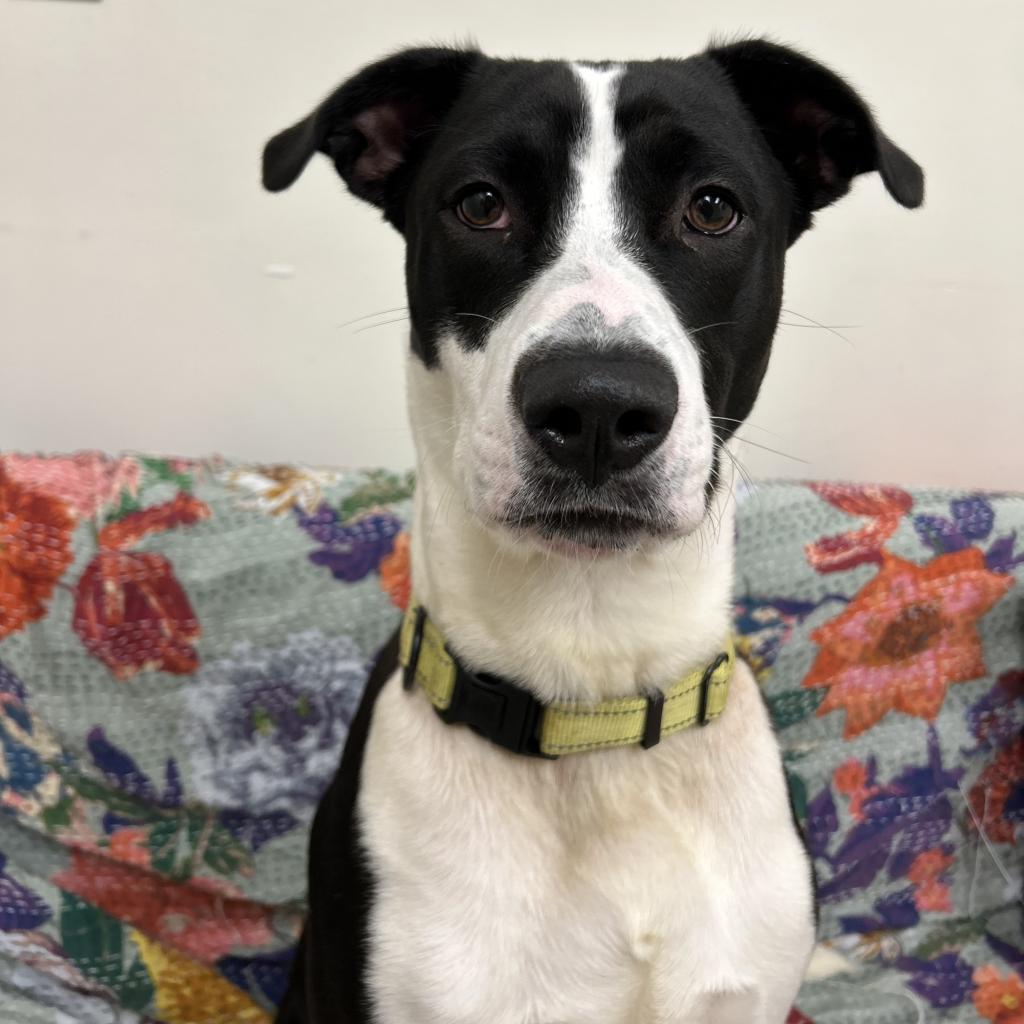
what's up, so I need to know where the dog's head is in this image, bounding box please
[265,41,922,555]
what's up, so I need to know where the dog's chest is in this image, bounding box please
[358,665,810,1024]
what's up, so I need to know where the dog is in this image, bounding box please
[263,39,923,1023]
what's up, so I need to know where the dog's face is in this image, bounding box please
[265,42,922,554]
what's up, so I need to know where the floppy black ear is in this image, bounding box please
[262,47,482,228]
[708,40,924,238]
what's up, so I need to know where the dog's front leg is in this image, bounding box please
[663,980,801,1024]
[748,957,813,1024]
[701,990,761,1024]
[753,982,807,1024]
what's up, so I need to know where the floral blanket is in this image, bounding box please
[0,452,1020,1024]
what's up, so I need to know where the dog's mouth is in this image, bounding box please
[500,505,675,553]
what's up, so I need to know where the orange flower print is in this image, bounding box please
[109,826,152,868]
[805,483,912,574]
[1,452,139,519]
[906,847,954,912]
[97,491,209,550]
[833,759,868,795]
[973,965,1024,1023]
[73,550,202,679]
[967,737,1024,845]
[53,849,271,963]
[0,465,74,639]
[380,531,411,610]
[71,493,210,680]
[804,549,1013,737]
[833,758,880,822]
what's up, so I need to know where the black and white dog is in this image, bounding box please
[263,39,923,1024]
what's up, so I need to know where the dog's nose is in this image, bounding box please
[514,348,678,487]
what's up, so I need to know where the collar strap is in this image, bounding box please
[398,602,735,759]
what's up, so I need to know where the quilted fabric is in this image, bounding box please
[0,452,1020,1023]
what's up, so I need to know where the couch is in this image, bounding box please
[0,452,1020,1023]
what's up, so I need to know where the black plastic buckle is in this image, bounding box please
[641,691,665,749]
[402,606,427,691]
[697,651,729,726]
[436,663,555,759]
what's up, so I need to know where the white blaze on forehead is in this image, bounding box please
[527,63,637,329]
[571,63,624,247]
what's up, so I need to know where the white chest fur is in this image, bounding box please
[359,657,814,1024]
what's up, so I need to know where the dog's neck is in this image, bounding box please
[407,366,737,705]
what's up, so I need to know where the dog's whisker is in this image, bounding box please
[709,416,788,441]
[720,465,741,541]
[730,454,756,497]
[715,425,792,472]
[452,311,499,325]
[486,541,505,583]
[717,436,756,501]
[357,414,455,436]
[423,482,454,547]
[338,305,409,328]
[966,787,989,917]
[779,307,857,348]
[778,321,859,330]
[957,780,1024,903]
[731,435,809,464]
[688,320,740,335]
[352,315,411,334]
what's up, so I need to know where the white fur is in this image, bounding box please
[356,62,815,1023]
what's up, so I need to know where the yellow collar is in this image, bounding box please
[399,602,735,758]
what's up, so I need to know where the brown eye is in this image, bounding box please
[684,190,739,236]
[456,186,507,229]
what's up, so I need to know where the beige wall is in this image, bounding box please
[2,0,1021,488]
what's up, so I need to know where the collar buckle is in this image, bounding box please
[437,664,556,760]
[402,605,428,691]
[640,690,665,749]
[697,650,730,726]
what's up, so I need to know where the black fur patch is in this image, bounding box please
[275,631,399,1024]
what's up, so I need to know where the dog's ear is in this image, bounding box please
[262,47,482,227]
[707,39,924,239]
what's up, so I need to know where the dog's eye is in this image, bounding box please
[684,190,739,236]
[456,186,508,229]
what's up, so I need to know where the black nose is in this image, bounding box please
[513,347,678,487]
